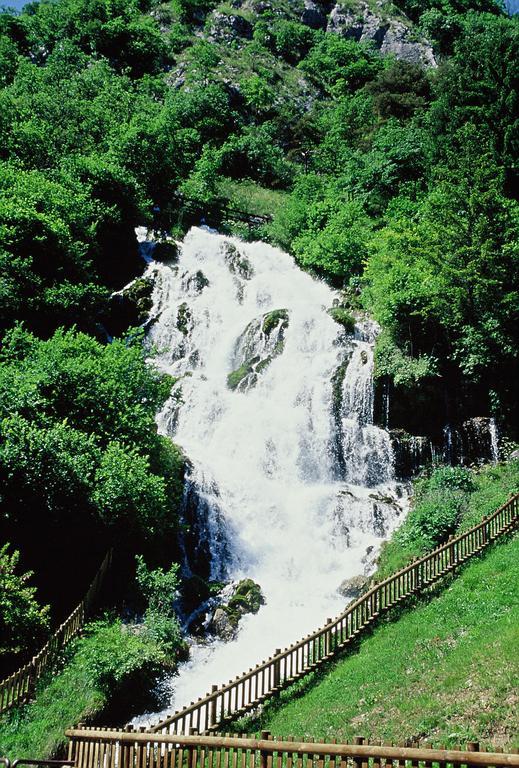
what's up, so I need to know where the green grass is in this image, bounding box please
[217,178,288,218]
[245,534,519,749]
[0,619,168,759]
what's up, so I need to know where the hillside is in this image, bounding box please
[250,532,519,748]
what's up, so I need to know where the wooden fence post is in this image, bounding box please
[326,619,333,655]
[210,684,218,729]
[273,651,281,690]
[353,735,365,768]
[260,730,271,768]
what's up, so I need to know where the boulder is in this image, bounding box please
[153,239,179,262]
[211,607,237,641]
[337,574,370,600]
[210,579,265,641]
[227,309,289,392]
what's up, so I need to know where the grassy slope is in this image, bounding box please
[0,619,166,759]
[254,535,519,749]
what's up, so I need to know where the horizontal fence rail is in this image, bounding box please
[148,494,519,735]
[65,729,519,768]
[0,550,113,715]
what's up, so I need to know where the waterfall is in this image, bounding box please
[489,419,499,464]
[135,227,408,724]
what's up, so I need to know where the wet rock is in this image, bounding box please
[177,302,192,336]
[390,429,434,478]
[327,1,436,68]
[211,607,236,641]
[338,574,370,600]
[222,242,254,279]
[186,270,210,294]
[153,240,179,262]
[227,309,289,391]
[210,579,265,640]
[262,309,289,336]
[104,276,154,336]
[180,473,230,583]
[372,503,387,537]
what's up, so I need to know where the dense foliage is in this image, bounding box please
[0,616,173,758]
[0,544,49,659]
[0,324,184,662]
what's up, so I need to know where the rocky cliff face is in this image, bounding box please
[327,1,436,67]
[202,0,436,68]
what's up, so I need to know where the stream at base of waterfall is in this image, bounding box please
[133,226,410,727]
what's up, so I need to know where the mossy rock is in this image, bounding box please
[227,360,257,391]
[327,307,356,333]
[123,277,154,324]
[262,309,289,336]
[227,310,288,392]
[177,302,192,335]
[226,344,285,391]
[187,269,210,293]
[226,579,265,621]
[210,579,265,640]
[154,240,179,262]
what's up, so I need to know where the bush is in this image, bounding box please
[0,618,168,759]
[0,544,50,659]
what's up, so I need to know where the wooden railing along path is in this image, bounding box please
[65,728,519,768]
[0,550,113,715]
[148,494,518,735]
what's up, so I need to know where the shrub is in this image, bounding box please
[0,544,50,659]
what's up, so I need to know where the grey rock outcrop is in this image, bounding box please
[327,1,436,67]
[301,0,328,29]
[207,12,254,42]
[211,607,237,641]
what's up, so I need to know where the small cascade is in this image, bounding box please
[336,336,395,488]
[489,419,500,463]
[442,417,499,466]
[134,227,408,726]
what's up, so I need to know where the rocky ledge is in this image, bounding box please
[327,1,436,67]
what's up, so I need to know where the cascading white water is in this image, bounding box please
[135,227,408,725]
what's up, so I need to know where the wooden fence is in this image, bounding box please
[0,549,113,715]
[148,494,519,735]
[64,728,519,768]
